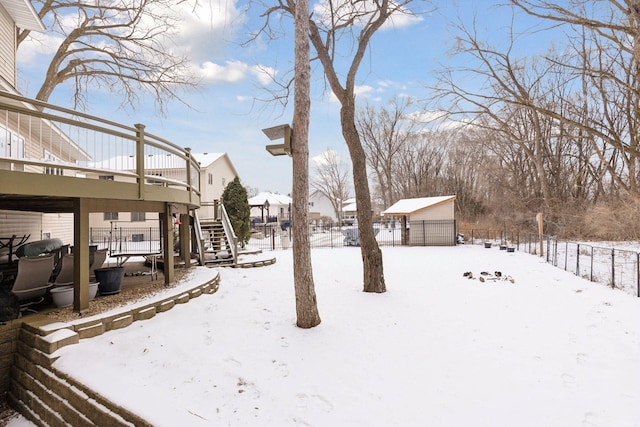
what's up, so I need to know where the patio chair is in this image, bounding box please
[89,249,108,281]
[11,254,55,311]
[52,253,74,285]
[51,253,100,302]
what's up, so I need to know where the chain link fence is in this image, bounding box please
[245,220,457,252]
[459,228,640,297]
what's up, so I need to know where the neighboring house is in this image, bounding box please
[308,190,339,222]
[382,195,457,246]
[87,152,239,230]
[193,152,238,219]
[341,198,357,225]
[248,192,292,225]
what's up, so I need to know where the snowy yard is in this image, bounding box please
[9,245,640,427]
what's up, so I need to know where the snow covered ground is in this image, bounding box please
[8,245,640,426]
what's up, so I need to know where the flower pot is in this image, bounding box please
[484,242,492,248]
[51,282,99,308]
[51,286,73,308]
[95,266,125,295]
[499,245,507,250]
[507,247,515,253]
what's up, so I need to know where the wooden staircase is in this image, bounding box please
[199,218,236,266]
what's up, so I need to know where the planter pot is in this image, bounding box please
[95,266,125,296]
[484,242,492,248]
[507,247,515,253]
[499,245,507,250]
[51,282,99,308]
[51,286,73,308]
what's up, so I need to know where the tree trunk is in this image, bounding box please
[341,103,386,293]
[292,0,321,328]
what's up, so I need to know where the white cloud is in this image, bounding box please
[198,60,248,83]
[17,32,63,66]
[407,110,468,131]
[195,61,276,86]
[250,65,277,86]
[312,0,423,31]
[171,0,246,62]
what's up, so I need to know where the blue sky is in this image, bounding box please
[16,1,539,196]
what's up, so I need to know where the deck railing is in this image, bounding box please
[0,90,200,199]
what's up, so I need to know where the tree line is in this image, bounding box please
[350,2,640,240]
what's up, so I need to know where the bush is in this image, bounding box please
[222,177,251,246]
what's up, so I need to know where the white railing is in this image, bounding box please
[0,90,200,198]
[217,202,238,264]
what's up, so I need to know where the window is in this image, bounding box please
[208,173,213,185]
[44,166,63,175]
[221,177,226,187]
[104,212,119,221]
[99,175,115,181]
[43,150,63,175]
[0,126,24,159]
[131,212,146,222]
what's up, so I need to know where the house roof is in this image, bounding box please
[2,0,45,31]
[192,152,238,177]
[382,195,456,216]
[90,152,236,174]
[248,192,292,206]
[342,202,357,212]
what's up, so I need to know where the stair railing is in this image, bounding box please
[217,202,238,264]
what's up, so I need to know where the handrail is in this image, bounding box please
[218,202,238,264]
[0,90,201,201]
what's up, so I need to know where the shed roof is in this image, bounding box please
[248,192,292,206]
[382,195,456,216]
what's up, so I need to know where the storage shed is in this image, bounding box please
[382,195,457,246]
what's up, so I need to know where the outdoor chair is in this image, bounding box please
[52,253,74,285]
[11,254,55,312]
[51,253,100,302]
[89,249,108,281]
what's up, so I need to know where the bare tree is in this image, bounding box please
[258,1,420,293]
[311,150,351,224]
[19,0,198,112]
[290,0,321,328]
[357,97,418,208]
[304,1,427,293]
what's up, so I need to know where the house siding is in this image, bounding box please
[0,5,15,88]
[199,157,237,219]
[0,210,41,239]
[42,213,73,243]
[412,201,454,221]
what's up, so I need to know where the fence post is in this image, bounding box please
[576,244,580,278]
[611,249,615,289]
[271,228,275,251]
[590,246,594,282]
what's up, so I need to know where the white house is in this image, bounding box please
[382,195,457,246]
[308,190,339,222]
[248,192,292,225]
[88,151,239,230]
[194,152,239,218]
